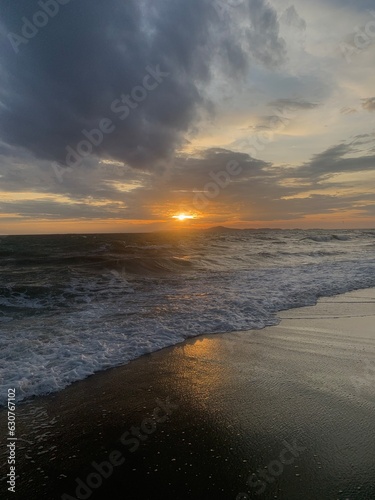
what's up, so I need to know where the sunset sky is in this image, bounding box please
[1,0,375,234]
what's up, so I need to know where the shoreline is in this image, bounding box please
[1,287,375,499]
[4,283,375,408]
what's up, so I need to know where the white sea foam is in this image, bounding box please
[0,230,375,405]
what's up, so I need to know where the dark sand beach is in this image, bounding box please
[1,288,375,500]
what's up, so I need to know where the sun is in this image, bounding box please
[172,213,195,221]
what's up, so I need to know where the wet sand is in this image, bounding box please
[1,288,375,500]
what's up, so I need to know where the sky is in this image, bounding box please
[0,0,375,234]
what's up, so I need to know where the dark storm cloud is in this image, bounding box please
[0,0,286,170]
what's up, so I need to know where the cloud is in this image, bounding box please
[362,97,375,112]
[294,140,375,180]
[268,98,319,110]
[0,138,375,223]
[340,107,357,115]
[0,0,286,170]
[279,6,307,32]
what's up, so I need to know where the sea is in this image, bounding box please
[1,228,374,406]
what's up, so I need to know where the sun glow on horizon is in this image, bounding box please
[172,213,196,221]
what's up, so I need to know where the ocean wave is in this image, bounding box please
[1,230,374,405]
[1,257,375,406]
[304,234,351,242]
